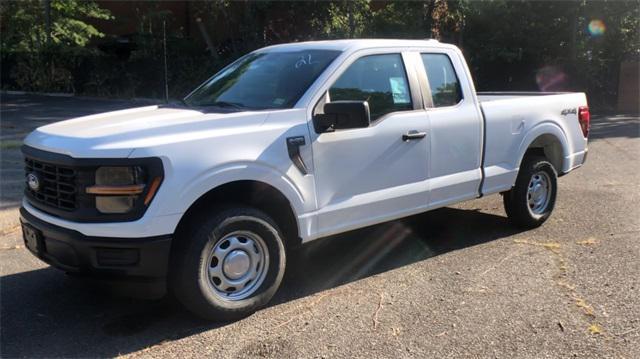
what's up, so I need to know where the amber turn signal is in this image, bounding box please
[86,184,145,195]
[144,177,163,205]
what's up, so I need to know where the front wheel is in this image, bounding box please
[503,155,558,229]
[169,206,286,321]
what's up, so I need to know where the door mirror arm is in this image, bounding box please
[313,114,336,133]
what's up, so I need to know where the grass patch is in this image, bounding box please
[0,140,23,150]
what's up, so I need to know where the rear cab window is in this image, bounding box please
[421,53,463,107]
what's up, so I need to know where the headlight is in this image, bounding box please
[86,166,162,214]
[96,166,144,186]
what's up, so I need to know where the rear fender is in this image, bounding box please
[515,121,570,174]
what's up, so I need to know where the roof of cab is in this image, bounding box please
[258,39,453,53]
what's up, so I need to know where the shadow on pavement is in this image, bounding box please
[589,114,640,140]
[3,95,636,357]
[1,207,520,358]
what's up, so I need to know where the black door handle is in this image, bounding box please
[402,131,427,142]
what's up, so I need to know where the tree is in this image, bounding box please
[459,0,639,106]
[0,0,111,52]
[0,0,112,93]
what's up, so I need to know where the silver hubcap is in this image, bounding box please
[223,250,251,280]
[527,171,551,215]
[206,232,269,301]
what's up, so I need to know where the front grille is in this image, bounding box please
[24,157,77,211]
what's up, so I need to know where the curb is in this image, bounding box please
[1,90,165,104]
[2,90,74,97]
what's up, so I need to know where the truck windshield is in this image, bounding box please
[184,50,341,110]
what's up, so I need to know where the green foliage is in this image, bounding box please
[322,0,371,38]
[367,2,428,38]
[0,0,637,106]
[1,0,112,93]
[461,0,640,106]
[49,0,111,47]
[12,52,74,92]
[1,0,111,51]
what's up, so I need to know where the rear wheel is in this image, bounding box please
[169,206,286,321]
[503,155,558,228]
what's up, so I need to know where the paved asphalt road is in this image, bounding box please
[1,93,639,358]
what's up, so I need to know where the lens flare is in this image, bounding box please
[588,19,606,37]
[536,66,568,92]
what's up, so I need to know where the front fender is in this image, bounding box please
[172,161,308,218]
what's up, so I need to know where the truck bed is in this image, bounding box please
[476,91,589,196]
[477,91,572,102]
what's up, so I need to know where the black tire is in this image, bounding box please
[169,206,286,321]
[503,155,558,229]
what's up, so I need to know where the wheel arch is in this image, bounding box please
[516,123,569,175]
[174,180,302,250]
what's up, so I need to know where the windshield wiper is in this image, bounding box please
[160,98,191,109]
[206,101,248,110]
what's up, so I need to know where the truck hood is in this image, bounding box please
[23,105,270,158]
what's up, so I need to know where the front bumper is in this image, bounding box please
[20,207,172,279]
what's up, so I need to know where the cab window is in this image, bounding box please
[329,54,412,121]
[421,53,463,107]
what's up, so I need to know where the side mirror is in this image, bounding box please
[314,101,370,133]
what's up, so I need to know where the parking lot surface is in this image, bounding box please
[1,93,638,358]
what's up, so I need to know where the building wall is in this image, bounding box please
[617,61,640,114]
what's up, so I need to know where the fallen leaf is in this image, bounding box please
[575,298,595,317]
[577,238,598,246]
[543,242,561,250]
[514,239,561,251]
[588,324,602,335]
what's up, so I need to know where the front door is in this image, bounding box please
[311,52,431,237]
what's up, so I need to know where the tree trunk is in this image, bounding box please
[347,1,356,38]
[569,3,579,64]
[423,0,436,39]
[44,0,51,45]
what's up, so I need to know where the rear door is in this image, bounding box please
[416,50,484,207]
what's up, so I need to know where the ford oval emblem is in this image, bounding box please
[27,173,41,192]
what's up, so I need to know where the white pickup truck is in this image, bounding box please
[20,39,589,320]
